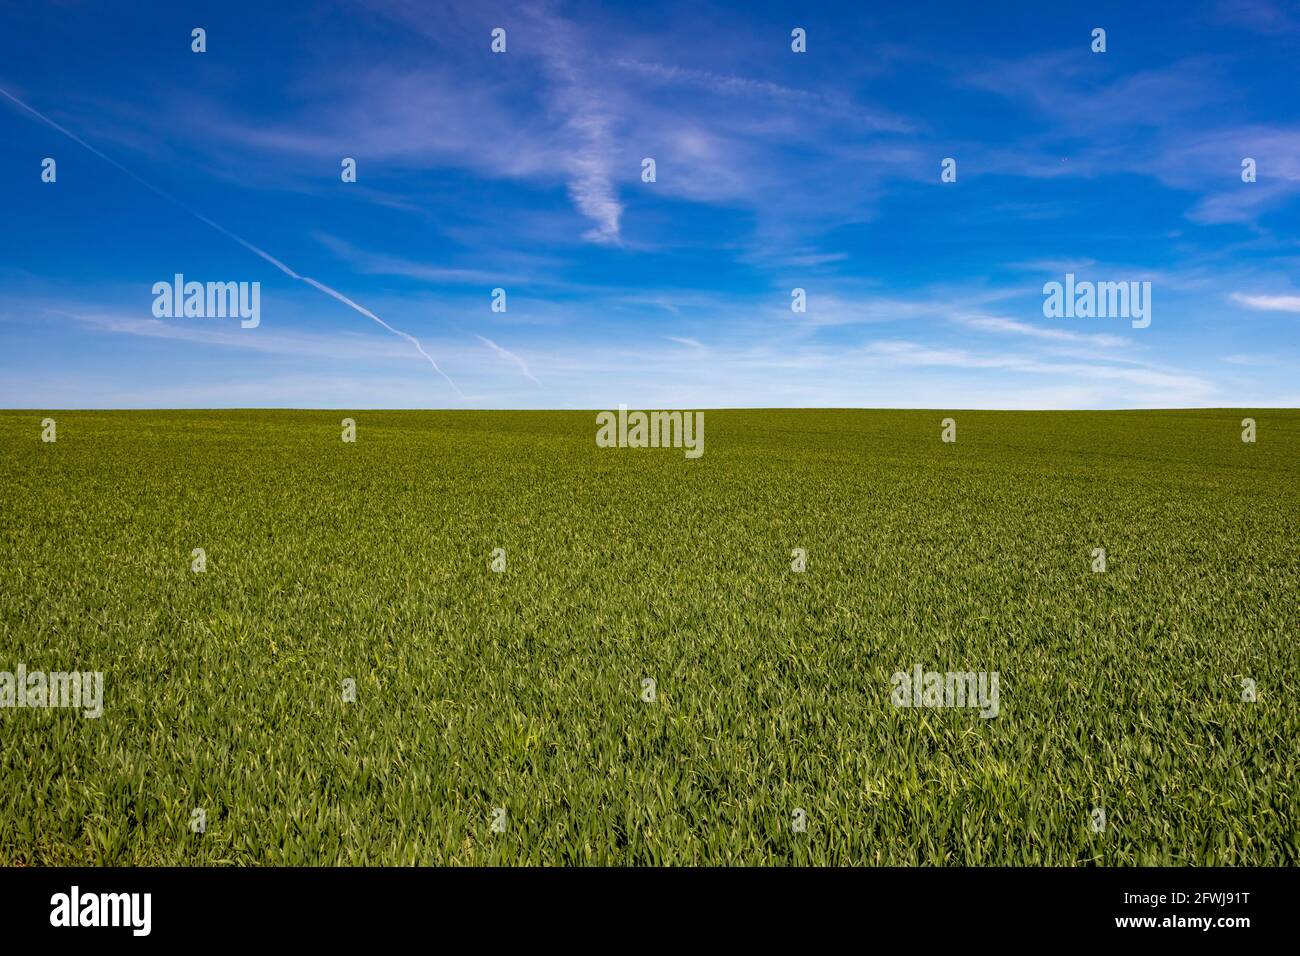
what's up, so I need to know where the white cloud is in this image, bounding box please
[55,309,416,362]
[954,314,1130,349]
[314,233,514,286]
[1231,292,1300,312]
[664,336,706,351]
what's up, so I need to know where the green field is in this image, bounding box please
[1,409,1296,865]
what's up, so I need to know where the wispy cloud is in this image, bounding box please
[54,309,414,362]
[664,335,707,351]
[856,340,1213,397]
[614,58,913,133]
[1231,292,1300,312]
[954,314,1131,349]
[315,233,513,286]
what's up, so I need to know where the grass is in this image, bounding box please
[0,408,1296,865]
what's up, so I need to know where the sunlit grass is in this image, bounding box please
[1,409,1296,864]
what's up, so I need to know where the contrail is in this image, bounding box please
[475,334,540,384]
[0,85,463,398]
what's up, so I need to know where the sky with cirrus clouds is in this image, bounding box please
[1,0,1297,409]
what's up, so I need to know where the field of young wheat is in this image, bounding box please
[1,409,1296,865]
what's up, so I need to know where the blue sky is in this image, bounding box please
[1,0,1298,409]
